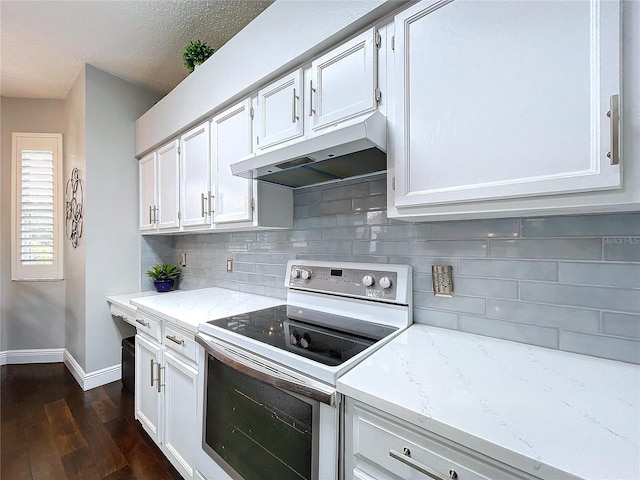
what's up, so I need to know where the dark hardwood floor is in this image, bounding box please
[1,363,183,480]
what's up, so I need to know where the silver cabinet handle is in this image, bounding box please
[166,334,185,346]
[209,191,214,215]
[135,318,149,327]
[156,362,164,393]
[607,94,619,165]
[150,359,155,387]
[292,87,299,123]
[309,80,316,117]
[389,448,457,480]
[154,206,159,223]
[201,192,207,217]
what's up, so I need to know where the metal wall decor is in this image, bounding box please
[65,167,84,248]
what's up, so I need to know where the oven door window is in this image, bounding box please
[205,356,318,480]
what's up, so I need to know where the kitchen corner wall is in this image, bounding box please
[150,173,640,365]
[65,65,161,375]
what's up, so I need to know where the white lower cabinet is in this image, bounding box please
[163,350,198,478]
[135,334,163,443]
[344,398,540,480]
[135,313,198,479]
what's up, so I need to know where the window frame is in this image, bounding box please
[11,132,64,281]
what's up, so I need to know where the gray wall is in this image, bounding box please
[63,71,87,367]
[63,65,161,373]
[162,173,640,365]
[1,66,159,376]
[1,97,67,351]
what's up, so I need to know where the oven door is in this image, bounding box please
[196,334,337,480]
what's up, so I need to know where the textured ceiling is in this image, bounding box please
[0,0,273,99]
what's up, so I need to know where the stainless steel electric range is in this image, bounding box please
[196,260,413,480]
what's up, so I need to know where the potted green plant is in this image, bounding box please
[146,263,181,292]
[183,40,215,73]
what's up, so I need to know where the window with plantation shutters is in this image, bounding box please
[12,133,63,280]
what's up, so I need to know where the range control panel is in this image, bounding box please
[288,264,398,301]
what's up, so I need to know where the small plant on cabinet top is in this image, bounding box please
[146,263,181,292]
[183,40,215,73]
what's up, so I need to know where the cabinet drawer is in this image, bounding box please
[110,304,136,328]
[135,312,162,343]
[350,403,537,480]
[163,325,196,362]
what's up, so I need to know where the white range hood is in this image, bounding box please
[230,111,387,188]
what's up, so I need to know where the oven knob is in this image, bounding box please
[300,334,311,349]
[290,332,299,345]
[362,275,375,287]
[379,276,392,289]
[291,268,301,279]
[301,269,312,280]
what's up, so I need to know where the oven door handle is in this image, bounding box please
[196,334,336,406]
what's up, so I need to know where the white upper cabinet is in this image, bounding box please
[156,139,181,230]
[139,152,157,231]
[139,142,180,232]
[211,99,254,224]
[392,0,621,212]
[256,70,304,150]
[180,123,211,228]
[311,28,379,130]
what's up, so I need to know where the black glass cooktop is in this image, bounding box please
[206,305,397,367]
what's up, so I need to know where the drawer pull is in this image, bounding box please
[389,448,457,480]
[166,334,185,346]
[157,362,164,393]
[135,318,149,327]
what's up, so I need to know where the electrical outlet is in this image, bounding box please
[432,265,454,297]
[226,258,233,272]
[178,253,187,267]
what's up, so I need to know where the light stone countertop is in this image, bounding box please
[107,291,160,316]
[128,287,283,333]
[337,324,640,480]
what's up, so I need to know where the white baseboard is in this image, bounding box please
[63,351,121,391]
[0,348,121,391]
[0,348,64,365]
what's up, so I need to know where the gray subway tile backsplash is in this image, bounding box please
[459,315,559,349]
[603,237,640,262]
[520,282,640,314]
[460,259,558,281]
[558,262,640,288]
[559,330,640,364]
[454,277,519,300]
[601,312,640,339]
[158,174,640,364]
[522,213,640,237]
[489,238,603,261]
[486,299,601,332]
[432,218,521,240]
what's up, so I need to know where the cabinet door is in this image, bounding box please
[211,99,254,224]
[393,0,621,208]
[156,139,180,229]
[311,28,378,130]
[135,334,163,444]
[139,152,157,231]
[256,70,304,150]
[180,123,211,227]
[163,351,198,479]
